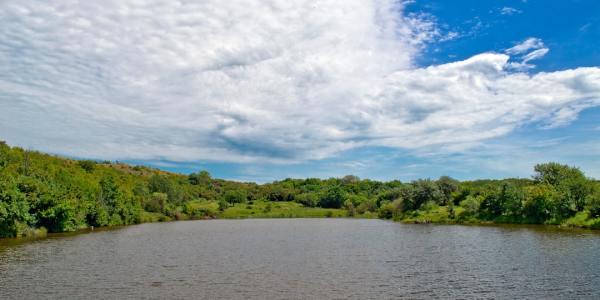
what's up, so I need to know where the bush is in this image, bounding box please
[218,199,229,211]
[587,190,600,218]
[144,192,167,213]
[296,193,319,207]
[459,195,482,216]
[263,202,272,213]
[224,189,247,204]
[0,190,34,237]
[343,200,356,217]
[77,160,96,173]
[356,199,378,214]
[408,179,443,210]
[378,199,403,219]
[319,186,346,208]
[523,185,555,223]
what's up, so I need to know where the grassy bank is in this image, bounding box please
[393,205,600,230]
[140,200,375,222]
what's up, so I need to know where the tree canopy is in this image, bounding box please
[0,141,599,237]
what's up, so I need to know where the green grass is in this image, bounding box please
[140,211,168,223]
[145,200,373,223]
[561,211,600,229]
[219,201,348,219]
[400,206,453,224]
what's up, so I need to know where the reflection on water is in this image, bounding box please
[1,219,600,299]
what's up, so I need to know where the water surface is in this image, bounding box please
[1,219,599,299]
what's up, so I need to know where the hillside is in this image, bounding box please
[1,141,599,238]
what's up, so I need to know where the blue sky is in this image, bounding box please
[408,0,600,71]
[0,0,599,182]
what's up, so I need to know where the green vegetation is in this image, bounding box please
[1,141,599,237]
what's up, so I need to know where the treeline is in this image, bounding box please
[377,164,600,228]
[1,141,600,237]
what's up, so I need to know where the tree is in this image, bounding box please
[533,162,585,186]
[459,195,482,216]
[378,199,403,219]
[523,185,555,223]
[266,186,294,202]
[144,192,167,213]
[218,199,229,211]
[411,179,443,210]
[224,189,247,204]
[36,192,79,233]
[296,193,319,207]
[341,175,360,184]
[149,174,172,194]
[0,177,34,237]
[533,162,591,218]
[436,176,459,205]
[480,193,502,218]
[0,141,9,168]
[319,186,346,208]
[188,170,211,186]
[500,183,525,217]
[586,188,600,218]
[99,176,122,215]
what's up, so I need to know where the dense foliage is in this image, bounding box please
[1,141,599,237]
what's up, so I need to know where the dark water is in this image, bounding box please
[1,219,600,299]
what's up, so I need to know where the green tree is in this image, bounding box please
[218,199,229,211]
[533,162,585,186]
[295,193,319,207]
[99,176,122,216]
[188,170,211,186]
[0,141,9,168]
[224,189,247,204]
[0,177,34,237]
[319,186,346,208]
[410,179,443,210]
[437,176,459,205]
[149,174,172,194]
[533,162,591,218]
[500,183,525,217]
[523,185,555,223]
[586,188,600,218]
[459,195,482,216]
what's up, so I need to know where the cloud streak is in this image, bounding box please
[0,0,599,165]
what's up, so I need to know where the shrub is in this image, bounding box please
[378,199,403,219]
[459,195,482,216]
[356,199,378,214]
[224,189,247,204]
[144,192,167,213]
[587,190,600,218]
[319,186,346,208]
[77,160,96,173]
[263,202,272,213]
[296,193,319,207]
[218,199,229,211]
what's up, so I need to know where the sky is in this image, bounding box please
[0,0,599,182]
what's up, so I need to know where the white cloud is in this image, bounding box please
[505,38,550,71]
[0,0,599,164]
[506,37,545,55]
[499,7,522,15]
[522,48,549,63]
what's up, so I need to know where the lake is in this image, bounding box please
[1,219,600,299]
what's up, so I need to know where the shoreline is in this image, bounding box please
[3,214,599,245]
